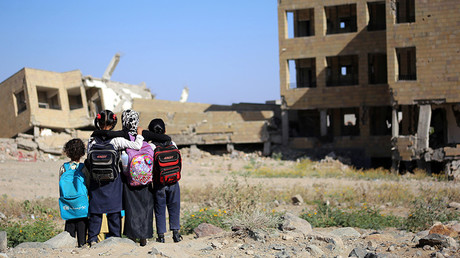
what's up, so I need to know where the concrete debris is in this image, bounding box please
[44,231,76,248]
[193,223,224,238]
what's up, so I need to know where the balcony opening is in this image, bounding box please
[326,55,358,86]
[287,8,315,38]
[370,106,392,136]
[396,47,416,81]
[367,1,386,31]
[288,110,321,137]
[341,108,360,136]
[14,90,27,115]
[37,86,61,110]
[325,4,357,35]
[288,58,316,88]
[368,53,387,84]
[396,0,415,23]
[67,87,83,110]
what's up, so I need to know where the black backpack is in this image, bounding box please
[87,137,120,182]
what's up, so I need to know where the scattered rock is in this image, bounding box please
[429,223,458,238]
[15,138,38,151]
[349,247,367,258]
[0,231,6,253]
[14,242,51,249]
[306,232,344,254]
[194,223,224,238]
[279,212,312,235]
[305,244,324,257]
[95,237,136,248]
[211,241,223,249]
[291,195,303,205]
[248,229,266,242]
[448,202,460,210]
[417,234,458,249]
[44,231,76,248]
[330,227,361,238]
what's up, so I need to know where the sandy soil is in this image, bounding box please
[0,153,459,257]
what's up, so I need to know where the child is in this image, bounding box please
[85,110,144,246]
[145,118,182,243]
[59,138,88,247]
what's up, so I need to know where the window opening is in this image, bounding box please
[326,55,359,86]
[396,0,415,23]
[370,106,392,135]
[368,53,388,84]
[67,87,83,110]
[37,86,61,110]
[288,58,316,88]
[14,90,27,115]
[341,108,360,136]
[396,47,416,81]
[367,2,386,31]
[286,8,315,38]
[325,4,357,35]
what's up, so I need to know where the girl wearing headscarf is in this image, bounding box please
[120,109,155,247]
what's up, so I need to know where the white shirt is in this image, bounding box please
[87,135,145,152]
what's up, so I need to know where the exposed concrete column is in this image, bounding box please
[281,109,289,146]
[392,107,399,138]
[320,109,328,136]
[417,104,432,151]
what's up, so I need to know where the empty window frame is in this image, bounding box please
[14,90,27,115]
[396,47,416,81]
[67,87,83,110]
[341,108,360,136]
[396,0,415,23]
[367,1,386,31]
[325,4,357,35]
[287,8,315,38]
[288,110,321,137]
[288,58,316,88]
[326,55,359,86]
[37,86,61,110]
[369,106,392,135]
[368,53,388,84]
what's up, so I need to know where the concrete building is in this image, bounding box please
[278,0,460,174]
[0,54,154,138]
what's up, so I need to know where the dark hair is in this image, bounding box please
[148,118,165,134]
[63,138,85,161]
[94,110,117,130]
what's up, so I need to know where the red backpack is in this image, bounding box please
[154,143,181,185]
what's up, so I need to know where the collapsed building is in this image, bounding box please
[0,54,280,156]
[277,0,460,177]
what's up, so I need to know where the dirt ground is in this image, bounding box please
[0,152,459,257]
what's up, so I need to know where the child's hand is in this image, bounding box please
[137,127,143,135]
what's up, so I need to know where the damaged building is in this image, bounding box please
[0,54,153,139]
[278,0,460,177]
[0,54,280,156]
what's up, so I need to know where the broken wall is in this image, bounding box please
[24,68,91,130]
[129,99,275,145]
[387,0,460,104]
[0,69,31,138]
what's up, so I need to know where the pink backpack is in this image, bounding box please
[125,136,154,186]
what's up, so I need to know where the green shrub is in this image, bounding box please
[181,208,228,234]
[0,219,60,247]
[300,202,403,230]
[404,196,460,232]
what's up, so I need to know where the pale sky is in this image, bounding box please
[0,1,280,105]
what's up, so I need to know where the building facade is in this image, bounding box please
[278,0,460,171]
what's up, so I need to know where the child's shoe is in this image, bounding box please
[156,234,165,243]
[172,230,182,243]
[140,238,147,246]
